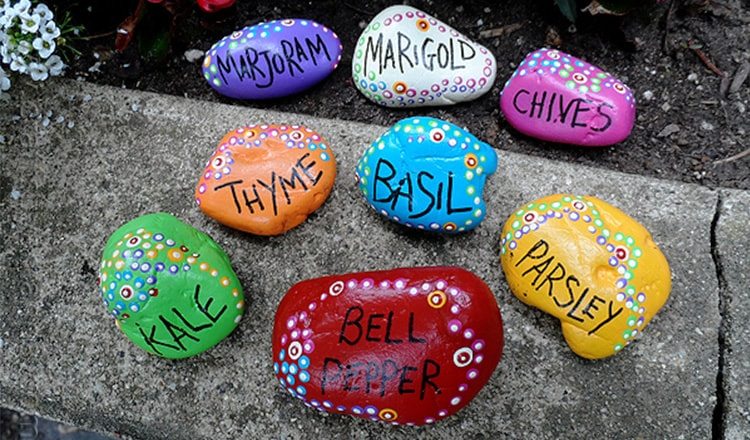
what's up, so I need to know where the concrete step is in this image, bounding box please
[0,78,746,439]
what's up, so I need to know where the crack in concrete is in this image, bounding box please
[711,192,727,440]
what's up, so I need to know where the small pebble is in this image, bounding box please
[184,49,204,63]
[700,121,715,131]
[642,90,654,101]
[10,189,21,200]
[687,73,698,82]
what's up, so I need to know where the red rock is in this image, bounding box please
[272,267,503,426]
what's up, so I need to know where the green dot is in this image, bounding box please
[212,78,221,86]
[374,95,382,101]
[614,344,623,351]
[626,286,635,295]
[210,65,218,74]
[591,85,601,93]
[594,219,603,227]
[229,41,238,50]
[565,64,574,71]
[579,85,589,93]
[552,202,561,208]
[592,209,599,216]
[633,248,642,258]
[623,330,632,339]
[429,120,438,127]
[373,22,380,30]
[615,232,624,241]
[626,237,635,246]
[591,77,601,84]
[624,272,633,280]
[627,317,636,326]
[538,204,547,210]
[368,72,376,80]
[516,210,524,216]
[559,70,569,78]
[501,247,506,255]
[512,220,521,229]
[602,229,610,238]
[467,186,475,195]
[628,259,637,268]
[565,81,576,90]
[204,72,210,80]
[597,72,607,79]
[506,232,512,241]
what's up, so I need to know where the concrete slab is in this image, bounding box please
[716,190,750,440]
[0,79,722,439]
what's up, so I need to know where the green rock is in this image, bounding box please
[98,213,244,359]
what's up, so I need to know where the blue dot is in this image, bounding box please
[279,349,285,361]
[286,374,295,385]
[289,363,298,375]
[296,386,307,396]
[273,362,279,374]
[298,355,310,368]
[320,153,329,161]
[299,371,310,383]
[281,362,289,374]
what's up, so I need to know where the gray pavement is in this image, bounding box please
[0,78,745,439]
[717,190,750,440]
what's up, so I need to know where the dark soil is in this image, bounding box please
[53,0,750,190]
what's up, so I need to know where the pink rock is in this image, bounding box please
[500,48,636,147]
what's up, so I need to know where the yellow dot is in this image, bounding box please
[221,277,230,287]
[211,270,218,277]
[200,263,209,271]
[232,288,239,297]
[236,300,244,309]
[156,243,164,250]
[187,256,197,264]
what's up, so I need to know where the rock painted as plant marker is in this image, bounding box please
[202,19,343,100]
[352,5,496,107]
[195,125,337,236]
[356,117,497,233]
[97,213,244,359]
[499,194,671,359]
[272,267,503,426]
[500,48,636,147]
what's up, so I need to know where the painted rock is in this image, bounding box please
[500,48,636,147]
[352,5,496,107]
[356,117,497,233]
[202,19,343,100]
[272,267,503,425]
[97,213,245,359]
[499,194,671,359]
[195,125,336,236]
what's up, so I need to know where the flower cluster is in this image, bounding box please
[0,0,66,92]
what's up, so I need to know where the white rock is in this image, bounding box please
[184,49,204,63]
[352,5,497,107]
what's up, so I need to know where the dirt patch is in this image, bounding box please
[55,0,749,189]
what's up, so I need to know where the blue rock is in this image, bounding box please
[202,19,343,100]
[356,117,497,233]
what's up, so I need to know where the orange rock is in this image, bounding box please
[195,125,337,235]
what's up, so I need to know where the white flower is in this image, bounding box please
[0,43,10,64]
[33,3,53,22]
[45,53,63,76]
[17,39,32,55]
[32,35,54,58]
[19,11,40,33]
[40,20,59,40]
[0,66,10,92]
[9,54,26,73]
[0,7,18,29]
[28,61,47,80]
[12,0,31,15]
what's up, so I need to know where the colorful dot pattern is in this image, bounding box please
[273,278,489,426]
[195,124,332,207]
[500,195,645,352]
[356,117,497,233]
[98,227,243,321]
[352,6,495,107]
[202,19,343,89]
[502,48,636,109]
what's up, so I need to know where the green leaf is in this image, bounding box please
[138,26,170,63]
[556,0,579,22]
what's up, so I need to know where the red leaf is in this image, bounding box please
[115,0,148,52]
[196,0,235,13]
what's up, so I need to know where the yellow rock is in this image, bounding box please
[500,194,671,359]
